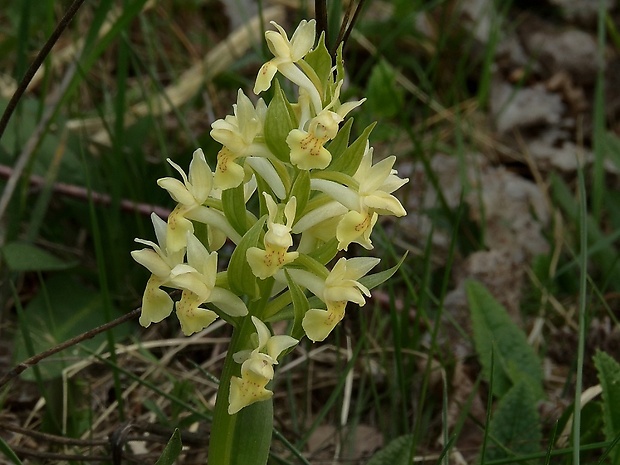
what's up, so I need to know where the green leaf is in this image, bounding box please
[229,398,273,465]
[2,242,75,272]
[154,429,183,465]
[307,238,339,266]
[366,60,403,118]
[594,351,620,448]
[264,80,297,162]
[484,381,542,462]
[366,434,413,465]
[0,435,23,465]
[329,122,376,176]
[227,215,266,299]
[13,275,130,381]
[285,270,310,340]
[304,33,332,97]
[466,280,544,399]
[290,170,311,220]
[325,118,353,161]
[359,253,407,290]
[222,183,251,236]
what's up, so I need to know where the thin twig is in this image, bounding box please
[0,0,87,141]
[9,446,112,462]
[332,0,367,56]
[341,0,367,51]
[315,0,328,44]
[0,308,140,389]
[0,422,108,446]
[0,164,171,219]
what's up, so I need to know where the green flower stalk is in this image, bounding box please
[132,18,408,465]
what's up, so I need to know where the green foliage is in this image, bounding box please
[285,270,310,341]
[367,434,413,465]
[0,436,23,465]
[366,60,404,119]
[304,33,333,100]
[222,183,252,235]
[484,381,542,462]
[1,242,75,272]
[154,429,183,465]
[263,80,297,162]
[226,215,265,300]
[13,275,130,381]
[594,350,620,462]
[326,117,353,160]
[466,280,544,399]
[329,122,376,176]
[359,253,408,290]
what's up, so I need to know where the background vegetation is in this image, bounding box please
[1,0,619,463]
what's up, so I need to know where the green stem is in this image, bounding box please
[209,281,276,465]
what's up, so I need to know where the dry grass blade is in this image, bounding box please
[66,6,286,148]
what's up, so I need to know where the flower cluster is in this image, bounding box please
[132,19,408,415]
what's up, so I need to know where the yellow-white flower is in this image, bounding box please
[157,149,213,252]
[287,257,380,341]
[311,144,408,250]
[287,82,365,170]
[254,20,322,113]
[247,194,298,279]
[131,214,185,328]
[170,234,248,335]
[228,316,297,414]
[210,90,270,190]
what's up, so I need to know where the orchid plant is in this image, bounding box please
[132,19,408,465]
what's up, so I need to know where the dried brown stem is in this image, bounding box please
[8,446,112,462]
[0,308,140,389]
[316,0,328,43]
[0,0,87,141]
[0,164,171,219]
[332,0,367,56]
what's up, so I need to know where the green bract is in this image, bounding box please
[131,18,409,465]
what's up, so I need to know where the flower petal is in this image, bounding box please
[228,373,272,415]
[187,148,213,202]
[289,19,316,60]
[209,287,249,317]
[302,301,346,342]
[265,334,298,360]
[157,178,195,205]
[139,276,174,327]
[175,291,219,335]
[254,61,279,94]
[131,248,171,277]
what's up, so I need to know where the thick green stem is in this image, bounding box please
[209,282,275,465]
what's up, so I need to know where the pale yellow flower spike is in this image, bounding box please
[157,148,214,252]
[228,317,297,414]
[211,90,269,190]
[168,234,248,335]
[247,194,299,279]
[131,213,185,328]
[253,20,322,113]
[287,82,365,171]
[299,257,380,342]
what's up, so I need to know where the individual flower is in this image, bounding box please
[287,257,380,341]
[131,213,185,328]
[170,233,248,335]
[157,148,213,252]
[311,144,408,250]
[247,194,298,279]
[287,82,365,170]
[210,90,270,189]
[228,316,297,414]
[253,20,322,113]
